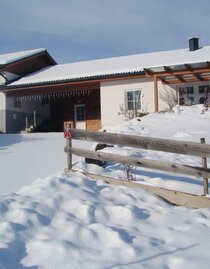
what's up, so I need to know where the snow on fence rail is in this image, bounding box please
[65,128,210,207]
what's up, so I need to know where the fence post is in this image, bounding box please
[200,138,209,195]
[64,123,72,171]
[66,137,72,170]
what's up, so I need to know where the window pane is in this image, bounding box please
[76,106,85,121]
[199,85,210,94]
[127,101,134,110]
[127,92,134,101]
[126,90,141,110]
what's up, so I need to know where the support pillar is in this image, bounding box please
[154,76,159,112]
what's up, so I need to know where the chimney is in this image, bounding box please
[189,36,199,51]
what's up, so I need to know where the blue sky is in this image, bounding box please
[1,0,210,64]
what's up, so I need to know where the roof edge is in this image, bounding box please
[0,49,57,67]
[0,70,145,91]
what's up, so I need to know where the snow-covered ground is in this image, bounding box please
[0,105,210,269]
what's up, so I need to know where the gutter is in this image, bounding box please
[0,70,145,91]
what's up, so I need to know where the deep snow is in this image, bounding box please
[0,105,210,269]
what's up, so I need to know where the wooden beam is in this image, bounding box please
[159,77,167,84]
[67,170,210,208]
[159,76,210,85]
[154,75,159,112]
[69,128,210,158]
[163,66,186,83]
[69,147,210,179]
[144,68,154,76]
[148,67,210,77]
[164,66,173,73]
[175,75,186,83]
[185,64,193,71]
[192,73,204,81]
[184,65,204,80]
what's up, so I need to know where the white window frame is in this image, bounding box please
[125,89,141,111]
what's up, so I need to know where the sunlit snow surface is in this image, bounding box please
[0,105,210,268]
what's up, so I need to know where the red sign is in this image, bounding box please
[64,129,71,139]
[64,121,72,139]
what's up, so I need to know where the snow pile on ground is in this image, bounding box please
[0,105,210,268]
[0,172,210,269]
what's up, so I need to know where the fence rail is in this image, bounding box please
[69,128,210,158]
[65,128,210,197]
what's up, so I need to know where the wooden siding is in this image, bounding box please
[50,89,101,131]
[1,52,55,77]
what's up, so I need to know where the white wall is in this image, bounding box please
[0,75,6,85]
[100,78,156,126]
[0,92,6,110]
[0,92,6,132]
[100,77,184,127]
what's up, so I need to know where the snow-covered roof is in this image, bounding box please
[0,48,46,66]
[9,46,210,87]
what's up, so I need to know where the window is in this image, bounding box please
[178,86,194,105]
[126,90,141,111]
[75,105,85,121]
[178,86,194,95]
[199,85,210,94]
[198,85,210,105]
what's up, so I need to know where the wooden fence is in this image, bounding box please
[65,128,210,207]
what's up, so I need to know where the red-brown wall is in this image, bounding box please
[1,53,55,77]
[50,89,101,131]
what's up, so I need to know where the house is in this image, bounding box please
[0,49,56,132]
[1,37,210,133]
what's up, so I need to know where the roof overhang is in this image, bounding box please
[0,70,145,94]
[144,61,210,84]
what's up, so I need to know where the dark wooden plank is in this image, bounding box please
[66,169,210,208]
[69,129,210,158]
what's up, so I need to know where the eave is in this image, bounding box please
[0,50,57,70]
[0,70,145,93]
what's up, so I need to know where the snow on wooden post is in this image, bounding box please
[64,122,72,170]
[200,137,209,195]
